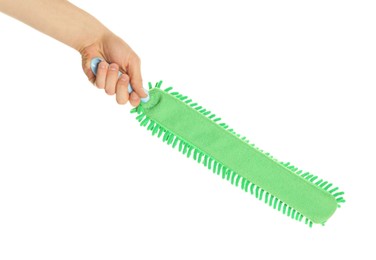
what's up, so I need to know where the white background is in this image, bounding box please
[1,0,375,259]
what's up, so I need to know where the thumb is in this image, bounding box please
[80,45,103,84]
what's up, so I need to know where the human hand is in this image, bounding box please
[80,32,147,106]
[0,0,147,105]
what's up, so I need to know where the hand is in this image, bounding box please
[80,32,147,106]
[0,0,146,105]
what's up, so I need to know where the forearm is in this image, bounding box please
[0,0,109,51]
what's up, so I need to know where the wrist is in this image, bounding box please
[75,25,112,54]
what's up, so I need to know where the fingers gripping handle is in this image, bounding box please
[90,57,150,103]
[90,57,133,93]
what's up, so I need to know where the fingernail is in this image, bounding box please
[109,64,118,71]
[120,75,128,81]
[143,88,149,97]
[99,63,107,69]
[131,94,138,100]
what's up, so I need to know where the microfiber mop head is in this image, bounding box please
[131,81,345,227]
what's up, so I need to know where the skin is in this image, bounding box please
[0,0,147,106]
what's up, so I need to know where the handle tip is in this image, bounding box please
[90,57,103,75]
